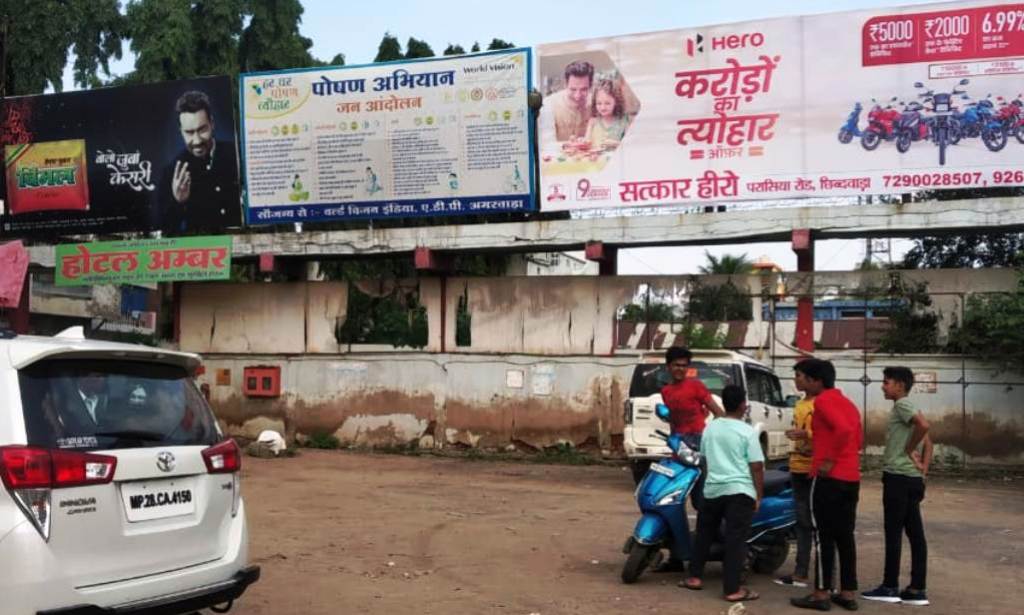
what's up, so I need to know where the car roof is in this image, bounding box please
[0,328,200,373]
[636,349,771,369]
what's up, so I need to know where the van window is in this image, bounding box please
[19,359,221,451]
[745,365,785,406]
[629,361,741,398]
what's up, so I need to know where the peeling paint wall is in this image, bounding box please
[193,351,1024,465]
[198,354,628,453]
[179,270,1024,464]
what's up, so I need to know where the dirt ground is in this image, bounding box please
[231,451,1023,615]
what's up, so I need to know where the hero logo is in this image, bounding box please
[687,31,765,56]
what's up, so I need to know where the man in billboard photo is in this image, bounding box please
[159,90,239,234]
[550,60,594,141]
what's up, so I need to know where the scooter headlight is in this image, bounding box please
[657,490,685,506]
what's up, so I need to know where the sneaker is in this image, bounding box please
[900,588,930,606]
[775,575,810,588]
[861,585,901,603]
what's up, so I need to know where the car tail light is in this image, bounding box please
[623,400,634,424]
[0,446,117,541]
[202,439,241,474]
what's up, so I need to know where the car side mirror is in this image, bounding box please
[655,403,671,422]
[785,395,800,408]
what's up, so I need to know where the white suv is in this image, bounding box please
[0,328,258,615]
[622,350,795,483]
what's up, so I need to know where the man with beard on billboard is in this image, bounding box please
[159,90,239,234]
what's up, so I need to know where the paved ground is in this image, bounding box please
[233,450,1023,615]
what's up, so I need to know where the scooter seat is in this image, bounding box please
[762,470,791,498]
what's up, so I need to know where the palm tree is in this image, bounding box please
[698,251,754,275]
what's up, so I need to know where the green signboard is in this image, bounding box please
[56,236,231,286]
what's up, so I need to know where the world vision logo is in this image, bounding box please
[685,33,704,57]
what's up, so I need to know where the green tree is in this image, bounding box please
[876,282,939,354]
[903,186,1024,268]
[1,0,126,95]
[374,32,403,62]
[948,275,1024,371]
[443,43,466,56]
[125,0,196,83]
[699,251,753,275]
[192,0,245,77]
[327,53,345,66]
[404,37,434,59]
[470,41,481,52]
[620,302,678,323]
[902,233,1024,268]
[487,38,515,50]
[238,0,316,73]
[688,282,753,321]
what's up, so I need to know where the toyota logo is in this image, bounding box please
[156,451,176,473]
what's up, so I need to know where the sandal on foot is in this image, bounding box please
[680,578,703,590]
[726,588,760,602]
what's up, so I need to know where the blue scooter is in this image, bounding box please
[620,404,796,584]
[837,102,863,144]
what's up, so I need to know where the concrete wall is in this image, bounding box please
[198,354,629,453]
[195,351,1024,466]
[179,269,1024,466]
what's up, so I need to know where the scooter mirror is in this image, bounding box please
[914,82,924,88]
[655,403,671,422]
[959,78,970,85]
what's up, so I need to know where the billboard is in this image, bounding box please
[56,236,232,286]
[240,49,533,224]
[538,1,1024,212]
[0,77,242,236]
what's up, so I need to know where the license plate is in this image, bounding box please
[121,478,196,522]
[649,463,675,478]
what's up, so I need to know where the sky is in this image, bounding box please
[68,0,947,273]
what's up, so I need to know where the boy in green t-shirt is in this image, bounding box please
[681,384,764,603]
[862,367,932,607]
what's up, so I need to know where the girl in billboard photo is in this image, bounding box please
[584,78,630,151]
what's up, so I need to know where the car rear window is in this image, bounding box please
[628,361,741,398]
[18,359,221,451]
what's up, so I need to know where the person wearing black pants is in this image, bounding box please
[688,494,756,595]
[682,385,764,603]
[863,367,931,607]
[812,477,860,598]
[791,359,863,612]
[882,474,927,592]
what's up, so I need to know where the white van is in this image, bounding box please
[622,350,795,483]
[0,328,258,614]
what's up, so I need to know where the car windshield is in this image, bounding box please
[628,361,741,398]
[18,358,220,451]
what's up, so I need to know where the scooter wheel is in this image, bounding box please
[983,129,1008,152]
[1016,130,1024,145]
[838,129,853,144]
[621,542,659,584]
[751,537,791,574]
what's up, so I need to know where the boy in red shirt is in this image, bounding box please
[792,359,863,612]
[660,346,724,511]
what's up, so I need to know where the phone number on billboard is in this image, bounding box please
[882,171,1024,188]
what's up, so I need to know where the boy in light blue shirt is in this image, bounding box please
[682,384,765,603]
